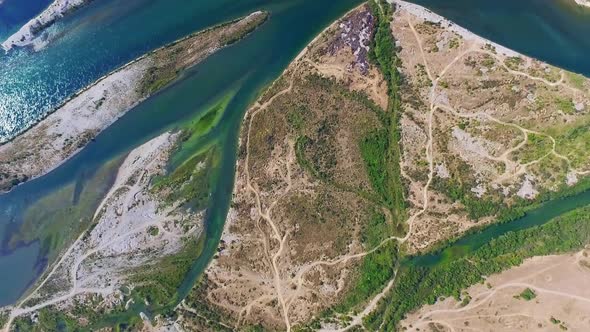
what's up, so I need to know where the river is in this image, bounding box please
[0,0,589,316]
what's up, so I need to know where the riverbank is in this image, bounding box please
[391,0,519,57]
[0,11,268,194]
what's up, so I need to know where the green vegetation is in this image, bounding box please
[512,133,552,164]
[555,122,590,169]
[505,56,524,70]
[287,105,311,132]
[555,97,576,114]
[481,54,496,68]
[337,241,398,313]
[169,92,233,168]
[433,176,506,220]
[360,129,394,205]
[368,0,397,86]
[365,0,406,223]
[289,2,407,319]
[139,12,267,97]
[364,205,590,331]
[449,38,460,49]
[483,43,497,53]
[154,144,219,209]
[293,76,390,208]
[219,12,269,45]
[148,226,160,236]
[459,294,472,307]
[516,288,537,301]
[566,72,586,90]
[0,312,7,329]
[153,92,234,208]
[12,307,81,331]
[300,1,407,318]
[130,236,205,308]
[142,68,177,96]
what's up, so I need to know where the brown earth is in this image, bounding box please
[402,250,590,332]
[175,5,392,331]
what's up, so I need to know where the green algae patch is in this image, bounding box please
[169,90,235,169]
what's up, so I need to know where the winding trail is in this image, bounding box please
[242,63,302,332]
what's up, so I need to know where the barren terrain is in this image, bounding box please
[402,250,590,332]
[1,131,204,331]
[1,0,93,51]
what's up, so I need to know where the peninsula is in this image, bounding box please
[172,1,590,331]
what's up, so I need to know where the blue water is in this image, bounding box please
[410,0,590,75]
[0,0,53,40]
[0,0,297,141]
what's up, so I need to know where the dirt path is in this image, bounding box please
[325,12,590,330]
[242,64,302,332]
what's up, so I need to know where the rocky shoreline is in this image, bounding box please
[1,0,95,52]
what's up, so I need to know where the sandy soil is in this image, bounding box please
[402,250,590,332]
[0,58,150,192]
[389,1,590,252]
[0,11,267,194]
[175,6,391,331]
